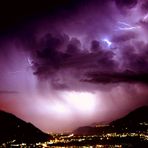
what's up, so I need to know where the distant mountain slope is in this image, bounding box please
[111,106,148,126]
[74,126,96,135]
[74,106,148,135]
[0,110,51,144]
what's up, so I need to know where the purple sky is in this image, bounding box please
[0,0,148,133]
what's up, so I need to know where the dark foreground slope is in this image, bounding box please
[0,110,51,144]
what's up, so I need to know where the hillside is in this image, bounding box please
[0,110,51,144]
[74,106,148,135]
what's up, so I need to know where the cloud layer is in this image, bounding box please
[0,0,148,132]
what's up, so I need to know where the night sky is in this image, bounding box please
[0,0,148,133]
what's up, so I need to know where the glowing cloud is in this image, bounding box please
[62,91,97,114]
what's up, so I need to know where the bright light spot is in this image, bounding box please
[62,91,96,113]
[68,133,74,137]
[42,143,47,147]
[102,39,112,47]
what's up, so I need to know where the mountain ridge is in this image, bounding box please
[74,106,148,135]
[0,110,51,144]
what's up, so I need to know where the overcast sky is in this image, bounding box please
[0,0,148,133]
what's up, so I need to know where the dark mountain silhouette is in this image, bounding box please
[0,110,51,144]
[111,106,148,126]
[110,106,148,133]
[74,126,96,135]
[74,125,113,136]
[74,106,148,135]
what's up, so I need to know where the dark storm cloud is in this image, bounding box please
[112,32,136,43]
[0,0,142,91]
[141,0,148,12]
[14,0,146,90]
[115,0,138,9]
[30,33,117,76]
[29,28,148,88]
[82,42,148,84]
[83,70,148,84]
[91,40,101,52]
[114,34,148,71]
[32,33,70,76]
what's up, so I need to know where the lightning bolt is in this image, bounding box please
[117,21,140,31]
[143,13,148,22]
[103,39,112,47]
[27,57,33,66]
